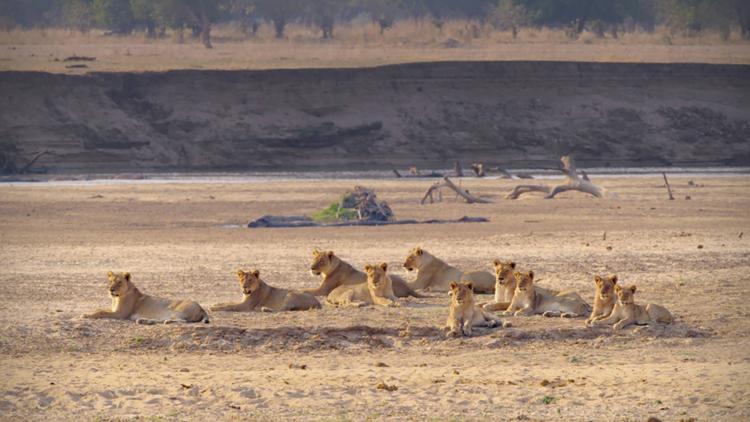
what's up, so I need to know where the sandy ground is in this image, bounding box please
[0,175,748,421]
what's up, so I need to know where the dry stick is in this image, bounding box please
[454,161,463,177]
[392,168,402,178]
[18,150,49,174]
[662,172,675,200]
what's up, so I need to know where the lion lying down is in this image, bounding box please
[211,269,321,312]
[589,284,673,330]
[503,271,591,318]
[307,250,425,298]
[83,271,209,324]
[403,247,495,293]
[326,262,399,308]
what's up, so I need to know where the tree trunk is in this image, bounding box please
[146,22,156,38]
[200,22,212,49]
[506,155,607,200]
[512,26,518,39]
[274,19,286,39]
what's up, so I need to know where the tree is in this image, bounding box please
[152,0,221,48]
[489,0,533,38]
[361,0,402,34]
[130,0,160,37]
[61,0,95,31]
[256,0,300,38]
[658,0,746,39]
[92,0,135,34]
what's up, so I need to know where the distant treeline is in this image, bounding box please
[1,0,749,48]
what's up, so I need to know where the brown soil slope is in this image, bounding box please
[1,61,749,173]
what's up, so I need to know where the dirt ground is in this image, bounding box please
[0,175,748,421]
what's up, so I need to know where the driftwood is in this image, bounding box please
[471,163,512,179]
[662,172,675,200]
[505,155,605,200]
[392,167,444,178]
[422,177,490,204]
[249,215,489,228]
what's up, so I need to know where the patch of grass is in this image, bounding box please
[542,395,555,405]
[131,336,145,345]
[310,202,357,222]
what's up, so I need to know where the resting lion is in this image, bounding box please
[211,269,320,312]
[503,271,590,318]
[402,247,495,293]
[446,281,503,337]
[83,271,209,324]
[326,262,399,307]
[306,250,424,298]
[482,260,517,312]
[586,275,618,324]
[590,285,673,330]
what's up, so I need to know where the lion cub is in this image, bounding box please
[586,275,618,324]
[326,263,399,307]
[83,271,209,324]
[446,281,504,337]
[504,271,590,318]
[211,269,320,312]
[590,285,673,330]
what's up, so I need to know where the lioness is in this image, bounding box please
[211,269,320,312]
[590,285,673,330]
[326,262,399,307]
[306,250,424,298]
[402,247,495,293]
[482,260,517,312]
[446,281,503,337]
[83,271,209,324]
[585,275,618,324]
[503,271,590,318]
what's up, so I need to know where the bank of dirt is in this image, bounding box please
[1,61,749,173]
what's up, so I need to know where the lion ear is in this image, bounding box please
[364,264,373,272]
[107,271,115,279]
[611,275,618,284]
[449,281,458,290]
[123,272,131,281]
[252,270,260,278]
[237,269,245,279]
[510,262,516,269]
[630,285,637,293]
[615,285,622,292]
[493,259,501,267]
[415,247,423,255]
[380,262,388,271]
[527,270,534,280]
[465,282,473,291]
[594,275,603,285]
[327,251,334,259]
[312,249,320,256]
[514,271,522,280]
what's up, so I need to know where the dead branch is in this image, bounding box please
[421,176,490,205]
[506,155,606,200]
[454,161,463,177]
[662,172,675,200]
[471,163,485,177]
[18,150,49,174]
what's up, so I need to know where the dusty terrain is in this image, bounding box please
[0,174,748,421]
[1,62,749,174]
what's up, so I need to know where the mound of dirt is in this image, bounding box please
[0,61,748,173]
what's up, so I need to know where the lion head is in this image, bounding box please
[615,284,637,306]
[493,260,517,287]
[310,249,339,276]
[449,281,475,306]
[594,275,618,300]
[237,269,262,295]
[513,270,535,293]
[403,247,431,272]
[365,262,390,293]
[106,271,134,298]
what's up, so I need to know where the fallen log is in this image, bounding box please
[421,176,490,204]
[248,215,489,228]
[506,155,606,200]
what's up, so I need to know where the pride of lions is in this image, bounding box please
[83,247,674,337]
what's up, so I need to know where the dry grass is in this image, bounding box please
[1,20,749,72]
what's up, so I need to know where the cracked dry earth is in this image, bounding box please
[0,175,748,421]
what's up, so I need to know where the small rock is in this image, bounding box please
[697,245,703,249]
[540,379,550,387]
[374,362,389,367]
[179,368,190,372]
[606,246,613,251]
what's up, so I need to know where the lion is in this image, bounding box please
[326,262,399,307]
[585,275,618,324]
[306,249,424,298]
[590,285,673,330]
[83,271,209,324]
[211,269,320,312]
[503,271,591,318]
[402,247,495,293]
[482,260,517,312]
[446,281,503,337]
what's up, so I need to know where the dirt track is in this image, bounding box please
[0,175,748,420]
[1,61,749,174]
